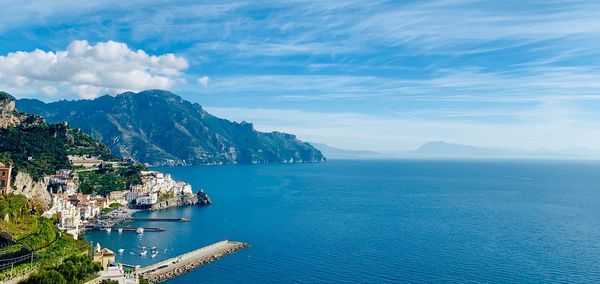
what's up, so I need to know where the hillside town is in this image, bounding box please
[1,156,210,240]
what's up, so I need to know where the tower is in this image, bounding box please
[0,163,12,195]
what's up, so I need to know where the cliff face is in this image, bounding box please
[0,99,17,128]
[11,171,52,210]
[0,92,44,129]
[17,90,326,166]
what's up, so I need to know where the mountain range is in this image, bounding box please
[313,141,600,160]
[16,90,325,166]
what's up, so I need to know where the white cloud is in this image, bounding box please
[0,40,189,98]
[197,76,210,87]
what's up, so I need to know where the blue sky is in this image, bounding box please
[2,0,600,151]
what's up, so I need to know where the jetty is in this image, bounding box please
[113,227,165,232]
[83,225,165,232]
[132,240,248,282]
[127,217,190,222]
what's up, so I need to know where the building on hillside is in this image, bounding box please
[0,163,12,195]
[47,169,77,195]
[173,182,193,195]
[68,155,103,168]
[125,190,159,209]
[100,264,135,284]
[42,194,81,239]
[68,193,102,220]
[93,243,116,271]
[136,192,158,205]
[109,190,129,206]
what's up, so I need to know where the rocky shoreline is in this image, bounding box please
[150,190,212,210]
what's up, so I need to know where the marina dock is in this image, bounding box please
[133,240,249,282]
[83,225,165,232]
[112,227,165,232]
[127,217,190,222]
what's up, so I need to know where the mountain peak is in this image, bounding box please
[119,89,180,99]
[1,91,44,129]
[0,91,15,102]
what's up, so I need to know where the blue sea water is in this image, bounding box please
[85,160,600,283]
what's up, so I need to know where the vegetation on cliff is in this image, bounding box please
[18,254,101,284]
[0,93,113,282]
[0,93,114,181]
[78,163,143,195]
[0,195,89,282]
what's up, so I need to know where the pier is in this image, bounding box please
[113,227,165,232]
[84,225,165,232]
[133,240,249,282]
[127,217,190,222]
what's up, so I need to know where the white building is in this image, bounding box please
[127,170,193,207]
[136,192,158,205]
[42,194,81,239]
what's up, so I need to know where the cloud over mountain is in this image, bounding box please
[0,40,188,98]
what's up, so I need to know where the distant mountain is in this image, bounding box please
[17,90,325,166]
[311,143,381,159]
[312,140,600,160]
[413,141,600,159]
[413,141,514,157]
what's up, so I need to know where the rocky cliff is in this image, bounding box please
[0,91,44,129]
[150,191,211,210]
[11,171,52,209]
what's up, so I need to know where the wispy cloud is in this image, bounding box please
[202,67,600,103]
[3,1,600,150]
[205,104,600,152]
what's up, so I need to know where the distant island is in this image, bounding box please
[17,90,326,166]
[314,141,600,160]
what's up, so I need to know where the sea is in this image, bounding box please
[84,159,600,283]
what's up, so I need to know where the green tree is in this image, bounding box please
[18,270,67,284]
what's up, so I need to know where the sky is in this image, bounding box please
[2,0,600,152]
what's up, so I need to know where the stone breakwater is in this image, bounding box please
[140,241,249,283]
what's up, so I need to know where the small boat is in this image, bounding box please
[139,250,147,256]
[105,227,112,233]
[151,253,158,258]
[164,249,168,253]
[151,246,157,251]
[136,227,144,234]
[118,228,123,233]
[118,248,124,254]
